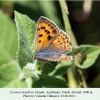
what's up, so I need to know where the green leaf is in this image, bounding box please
[49,62,72,76]
[0,10,17,65]
[32,75,68,88]
[73,45,100,68]
[0,62,27,87]
[0,10,27,87]
[14,11,36,68]
[5,79,27,88]
[41,61,72,76]
[42,62,57,74]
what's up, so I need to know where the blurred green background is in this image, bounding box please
[0,1,100,88]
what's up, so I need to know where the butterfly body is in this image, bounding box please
[34,16,72,62]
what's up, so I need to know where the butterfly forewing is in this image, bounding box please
[35,16,59,53]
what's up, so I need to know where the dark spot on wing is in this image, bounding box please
[39,34,43,37]
[65,37,68,39]
[47,35,52,40]
[45,30,47,32]
[39,40,41,43]
[51,26,54,29]
[44,29,50,34]
[47,31,50,34]
[46,21,47,24]
[48,24,50,26]
[63,38,65,40]
[41,26,45,30]
[58,40,60,42]
[37,28,40,30]
[52,29,57,34]
[43,26,45,29]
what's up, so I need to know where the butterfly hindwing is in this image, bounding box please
[46,30,72,54]
[35,16,59,53]
[37,56,73,62]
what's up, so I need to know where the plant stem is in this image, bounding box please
[59,0,77,47]
[67,65,78,88]
[59,0,87,88]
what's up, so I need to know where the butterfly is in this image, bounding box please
[34,16,72,62]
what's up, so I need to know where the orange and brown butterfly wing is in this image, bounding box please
[35,16,59,53]
[35,30,72,62]
[47,30,72,54]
